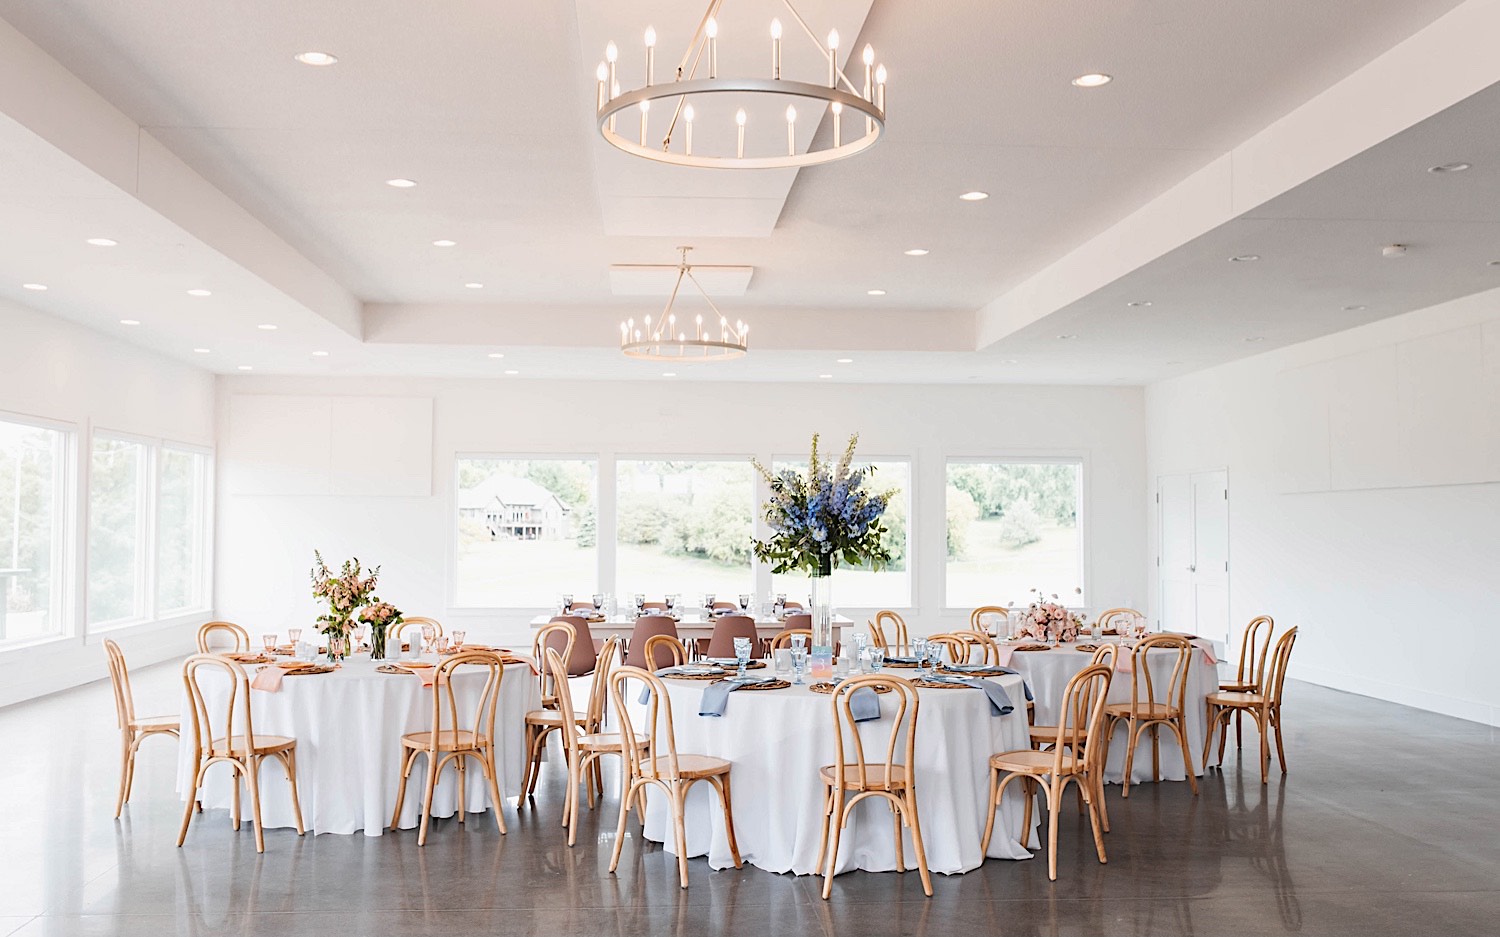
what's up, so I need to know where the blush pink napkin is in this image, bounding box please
[994,645,1018,667]
[251,666,286,693]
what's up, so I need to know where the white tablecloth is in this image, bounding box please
[630,673,1036,875]
[1000,640,1219,784]
[175,657,539,836]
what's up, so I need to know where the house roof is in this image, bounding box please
[456,475,563,512]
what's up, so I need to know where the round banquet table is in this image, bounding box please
[631,672,1038,876]
[174,656,539,836]
[999,638,1220,785]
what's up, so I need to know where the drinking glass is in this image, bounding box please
[437,636,451,655]
[774,649,792,679]
[790,646,807,685]
[262,633,277,654]
[561,593,573,611]
[591,593,604,610]
[912,637,930,677]
[868,648,885,672]
[634,593,646,611]
[738,593,751,612]
[353,626,367,653]
[452,629,467,649]
[733,637,752,679]
[421,623,436,654]
[288,627,302,645]
[791,633,808,652]
[665,594,676,611]
[1089,617,1102,641]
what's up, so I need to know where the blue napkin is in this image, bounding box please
[943,664,1033,701]
[698,676,775,716]
[885,655,921,665]
[926,675,1015,716]
[639,666,724,703]
[848,686,882,722]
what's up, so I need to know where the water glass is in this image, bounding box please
[738,593,751,612]
[774,649,793,679]
[791,633,808,652]
[1089,618,1102,641]
[561,593,573,611]
[868,648,885,672]
[790,647,807,685]
[912,637,930,676]
[288,627,302,645]
[436,636,451,655]
[262,633,277,653]
[421,623,436,654]
[733,637,752,678]
[452,629,467,649]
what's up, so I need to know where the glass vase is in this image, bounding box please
[810,555,834,679]
[370,624,388,660]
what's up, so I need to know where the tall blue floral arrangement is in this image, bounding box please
[752,433,893,575]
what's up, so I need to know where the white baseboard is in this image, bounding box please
[1293,663,1500,727]
[0,619,204,709]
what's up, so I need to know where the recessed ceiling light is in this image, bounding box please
[86,237,118,247]
[662,372,677,378]
[119,319,140,326]
[186,288,212,297]
[487,352,505,359]
[293,51,339,67]
[311,350,329,357]
[237,365,254,371]
[1245,336,1266,343]
[504,369,519,375]
[836,357,854,364]
[385,178,417,188]
[818,374,833,379]
[1488,260,1500,267]
[1428,162,1471,173]
[1057,334,1075,340]
[1165,360,1183,366]
[257,323,278,330]
[1126,301,1152,307]
[904,248,929,256]
[1071,73,1112,88]
[193,348,211,354]
[22,283,47,291]
[1000,359,1018,364]
[1343,304,1367,311]
[465,282,484,289]
[432,239,457,247]
[1229,254,1260,262]
[958,191,989,201]
[866,289,886,296]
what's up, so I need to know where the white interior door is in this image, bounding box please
[1157,470,1230,642]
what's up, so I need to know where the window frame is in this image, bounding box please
[0,409,77,649]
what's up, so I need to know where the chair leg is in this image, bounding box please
[671,784,690,889]
[1272,707,1288,774]
[905,791,934,897]
[1202,702,1219,770]
[1150,723,1162,784]
[456,757,467,826]
[245,757,266,854]
[1020,776,1035,847]
[715,774,742,869]
[815,783,834,873]
[283,750,306,835]
[821,788,847,900]
[391,748,417,830]
[177,765,202,847]
[1173,718,1198,794]
[1094,767,1110,833]
[418,753,440,846]
[1258,710,1271,785]
[487,750,508,835]
[1085,773,1108,864]
[608,779,639,874]
[115,731,133,818]
[1120,719,1139,798]
[231,764,243,831]
[891,800,905,873]
[979,764,999,855]
[1234,708,1244,751]
[1046,777,1062,882]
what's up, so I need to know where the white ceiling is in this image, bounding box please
[0,0,1493,384]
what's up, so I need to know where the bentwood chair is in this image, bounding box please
[1218,615,1275,757]
[623,615,680,669]
[1104,634,1199,798]
[532,620,577,710]
[704,615,759,659]
[178,654,305,853]
[870,610,909,654]
[926,633,967,665]
[1096,608,1142,634]
[1029,643,1119,831]
[969,606,1010,633]
[195,620,250,654]
[983,663,1113,881]
[643,633,687,668]
[390,650,508,845]
[544,645,648,845]
[948,630,1000,665]
[817,674,932,899]
[1204,626,1299,784]
[394,616,444,651]
[769,628,813,652]
[544,615,601,677]
[520,623,588,799]
[608,666,742,889]
[104,639,181,817]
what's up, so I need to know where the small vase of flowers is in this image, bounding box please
[310,551,380,662]
[359,600,404,660]
[1020,587,1085,644]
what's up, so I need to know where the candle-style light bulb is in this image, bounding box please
[596,62,609,81]
[876,64,887,111]
[827,29,840,87]
[770,18,782,39]
[644,26,656,86]
[683,104,695,155]
[771,18,783,79]
[828,28,840,49]
[605,41,618,127]
[596,62,608,110]
[863,44,875,100]
[863,44,875,66]
[644,26,656,46]
[706,16,718,38]
[785,104,797,156]
[706,16,718,78]
[605,41,618,63]
[735,107,746,158]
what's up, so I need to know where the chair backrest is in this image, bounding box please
[104,639,135,730]
[609,666,684,782]
[948,630,998,665]
[769,628,812,651]
[705,615,759,658]
[1235,615,1276,688]
[926,633,966,665]
[969,606,1009,632]
[422,650,504,752]
[584,635,622,731]
[1089,642,1118,670]
[395,616,444,647]
[196,621,249,654]
[533,621,576,701]
[643,633,686,668]
[545,648,582,761]
[1124,634,1193,716]
[782,612,812,631]
[566,601,597,612]
[828,674,920,791]
[1053,663,1114,778]
[547,615,600,676]
[624,616,680,669]
[1096,608,1142,633]
[640,601,669,611]
[1263,626,1299,708]
[182,653,256,758]
[871,610,908,654]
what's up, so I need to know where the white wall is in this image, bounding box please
[0,297,215,707]
[1146,288,1500,726]
[215,376,1148,646]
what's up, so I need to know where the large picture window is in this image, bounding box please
[945,460,1083,608]
[770,459,911,608]
[156,446,211,614]
[616,460,754,598]
[88,435,149,626]
[455,458,597,607]
[0,418,71,644]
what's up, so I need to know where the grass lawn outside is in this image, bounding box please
[945,519,1083,609]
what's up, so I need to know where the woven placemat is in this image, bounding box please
[701,659,767,670]
[226,653,273,664]
[939,666,1011,677]
[883,660,920,669]
[914,678,969,690]
[1011,644,1052,652]
[809,681,895,695]
[376,664,413,675]
[736,679,791,691]
[1074,644,1100,652]
[662,669,731,681]
[283,664,335,676]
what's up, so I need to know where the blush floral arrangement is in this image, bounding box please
[1017,587,1085,643]
[310,551,381,661]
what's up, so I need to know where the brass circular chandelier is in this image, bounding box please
[620,248,750,362]
[594,0,887,170]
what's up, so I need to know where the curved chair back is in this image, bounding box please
[196,621,249,654]
[926,633,966,665]
[104,639,137,730]
[828,674,919,792]
[640,601,669,612]
[782,612,812,631]
[533,621,576,704]
[969,606,1009,633]
[1264,626,1299,708]
[182,654,256,758]
[1124,634,1192,717]
[1055,663,1114,777]
[394,616,444,649]
[871,610,909,654]
[705,615,759,659]
[643,633,686,668]
[769,628,813,651]
[948,630,998,665]
[544,648,582,765]
[1235,615,1276,690]
[422,650,504,753]
[547,615,600,676]
[1088,642,1118,670]
[609,666,684,782]
[624,616,680,669]
[1096,608,1142,634]
[584,635,622,732]
[566,601,597,613]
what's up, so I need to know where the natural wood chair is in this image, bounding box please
[1218,615,1275,758]
[195,620,250,654]
[983,663,1113,881]
[816,674,932,899]
[870,610,909,654]
[607,666,742,889]
[1028,643,1119,831]
[1096,608,1142,634]
[969,606,1010,633]
[1103,634,1199,798]
[926,633,966,665]
[769,628,813,651]
[394,616,444,651]
[520,623,588,799]
[948,630,1000,665]
[104,639,181,818]
[643,633,687,668]
[390,650,508,845]
[178,654,304,853]
[1204,626,1299,784]
[533,620,578,708]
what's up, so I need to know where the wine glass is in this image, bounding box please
[665,594,676,611]
[738,593,751,613]
[420,623,436,654]
[561,593,573,613]
[789,645,807,685]
[262,633,277,654]
[591,593,604,611]
[288,627,302,646]
[452,629,467,650]
[436,635,451,655]
[912,637,930,677]
[733,637,752,679]
[868,648,885,673]
[353,625,367,654]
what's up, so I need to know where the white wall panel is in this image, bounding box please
[1327,346,1400,491]
[1398,325,1488,487]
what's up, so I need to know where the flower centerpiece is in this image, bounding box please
[753,433,892,675]
[358,600,404,660]
[310,552,380,661]
[1017,587,1084,644]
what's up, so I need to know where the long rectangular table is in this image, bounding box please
[527,612,857,641]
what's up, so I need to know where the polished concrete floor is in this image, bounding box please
[2,661,1497,937]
